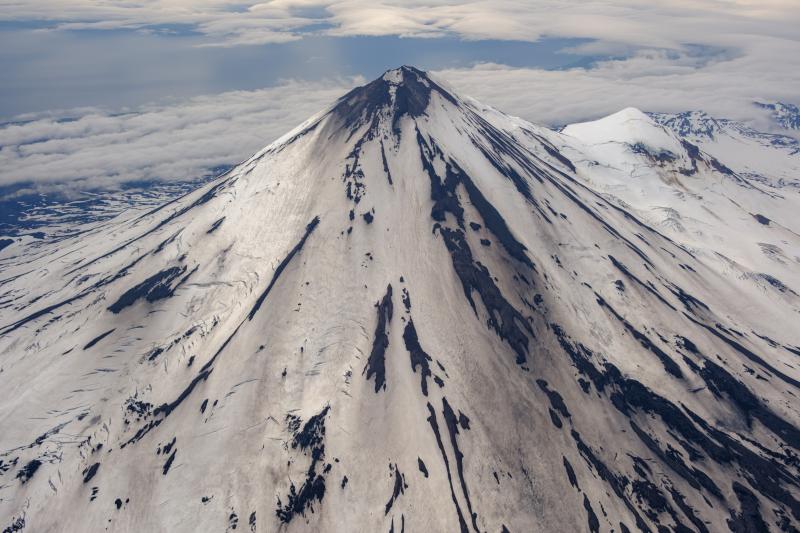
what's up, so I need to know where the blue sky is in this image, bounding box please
[0,27,588,117]
[0,1,797,191]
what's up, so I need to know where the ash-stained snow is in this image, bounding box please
[1,66,800,532]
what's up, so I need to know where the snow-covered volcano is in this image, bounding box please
[2,66,800,532]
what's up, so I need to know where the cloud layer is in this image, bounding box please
[2,49,798,191]
[2,1,798,49]
[0,1,797,190]
[438,44,800,128]
[0,78,359,189]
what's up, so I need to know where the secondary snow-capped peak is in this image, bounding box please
[563,107,682,153]
[560,107,718,179]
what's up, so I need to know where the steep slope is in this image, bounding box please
[2,67,800,532]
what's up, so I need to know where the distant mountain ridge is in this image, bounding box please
[756,101,800,131]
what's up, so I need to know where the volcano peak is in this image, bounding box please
[331,65,457,135]
[380,65,427,83]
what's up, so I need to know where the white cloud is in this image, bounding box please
[1,1,798,49]
[0,77,360,189]
[434,38,800,128]
[0,1,797,190]
[2,47,798,191]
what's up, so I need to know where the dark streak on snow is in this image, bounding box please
[380,141,394,185]
[418,458,429,478]
[364,284,393,393]
[82,462,100,484]
[403,319,433,396]
[384,463,407,515]
[107,265,195,314]
[536,380,571,420]
[15,459,41,484]
[439,227,533,365]
[607,255,675,311]
[248,217,320,321]
[553,322,800,525]
[426,402,469,533]
[401,288,411,311]
[162,449,177,475]
[699,358,800,448]
[727,481,769,532]
[594,293,682,378]
[450,160,534,269]
[583,495,600,533]
[207,217,225,234]
[563,457,579,490]
[685,313,800,389]
[83,328,116,350]
[417,129,534,270]
[276,405,330,523]
[442,398,480,532]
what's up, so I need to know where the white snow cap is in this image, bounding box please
[563,106,682,153]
